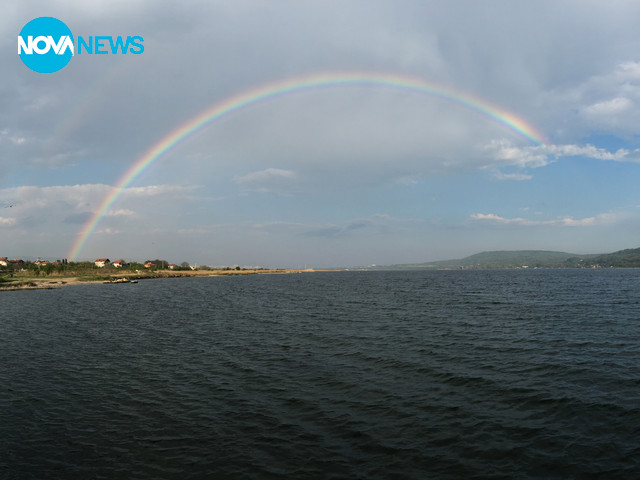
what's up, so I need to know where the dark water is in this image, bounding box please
[2,270,639,479]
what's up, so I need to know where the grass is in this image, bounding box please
[0,278,38,288]
[0,267,307,291]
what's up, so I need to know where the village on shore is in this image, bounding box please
[0,256,313,290]
[0,256,269,274]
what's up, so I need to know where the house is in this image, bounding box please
[112,259,127,268]
[144,261,155,269]
[168,264,177,270]
[34,260,50,266]
[0,257,7,267]
[94,258,110,268]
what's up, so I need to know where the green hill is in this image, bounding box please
[440,250,579,268]
[372,247,640,270]
[578,247,640,268]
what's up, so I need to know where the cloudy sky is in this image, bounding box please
[3,1,640,267]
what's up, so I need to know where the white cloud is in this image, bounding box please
[0,184,198,231]
[485,140,550,168]
[104,209,135,217]
[0,184,196,211]
[546,144,633,161]
[543,61,640,136]
[235,168,296,184]
[5,2,640,265]
[0,129,28,146]
[583,96,632,117]
[94,228,122,235]
[393,174,422,185]
[234,168,299,194]
[0,182,210,260]
[121,185,199,198]
[470,212,620,227]
[487,141,640,180]
[492,172,533,181]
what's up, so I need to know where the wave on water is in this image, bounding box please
[2,269,639,479]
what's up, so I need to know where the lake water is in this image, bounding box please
[2,270,639,479]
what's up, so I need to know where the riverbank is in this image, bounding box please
[0,268,318,291]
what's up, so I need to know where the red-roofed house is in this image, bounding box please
[0,257,7,267]
[112,259,127,268]
[94,258,110,268]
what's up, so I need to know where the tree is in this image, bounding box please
[149,259,169,269]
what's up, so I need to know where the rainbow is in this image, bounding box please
[67,71,546,261]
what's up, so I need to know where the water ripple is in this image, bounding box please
[2,269,639,479]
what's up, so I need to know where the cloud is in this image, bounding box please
[4,2,640,264]
[248,214,423,239]
[63,212,92,224]
[104,209,135,217]
[492,172,533,181]
[248,219,377,238]
[546,144,633,161]
[0,183,197,235]
[393,174,422,185]
[300,214,425,238]
[94,228,121,235]
[486,141,640,180]
[470,212,620,227]
[542,61,640,137]
[234,168,299,194]
[0,184,195,211]
[303,219,377,238]
[121,185,199,198]
[583,96,633,117]
[485,140,551,169]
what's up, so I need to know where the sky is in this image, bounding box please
[2,0,640,268]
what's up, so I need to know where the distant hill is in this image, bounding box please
[370,247,640,270]
[575,247,640,268]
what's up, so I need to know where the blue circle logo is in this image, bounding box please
[18,17,74,74]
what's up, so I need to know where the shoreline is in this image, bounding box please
[0,268,320,291]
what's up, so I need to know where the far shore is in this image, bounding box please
[0,268,321,291]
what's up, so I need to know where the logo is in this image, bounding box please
[18,16,144,74]
[18,17,74,73]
